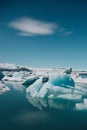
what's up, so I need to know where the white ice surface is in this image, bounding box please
[0,81,10,95]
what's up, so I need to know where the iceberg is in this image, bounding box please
[22,76,39,87]
[0,81,10,95]
[63,67,72,74]
[26,73,87,110]
[26,73,75,98]
[3,71,32,82]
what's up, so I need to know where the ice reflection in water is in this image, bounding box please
[26,94,76,110]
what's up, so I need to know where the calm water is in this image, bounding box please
[0,84,87,130]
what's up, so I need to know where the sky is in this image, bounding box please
[0,0,87,69]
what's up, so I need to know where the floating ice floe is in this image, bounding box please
[0,81,10,95]
[76,99,87,110]
[5,82,25,92]
[63,67,72,74]
[22,76,39,87]
[3,71,32,82]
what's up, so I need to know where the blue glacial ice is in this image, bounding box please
[26,72,87,110]
[49,73,75,87]
[26,73,75,97]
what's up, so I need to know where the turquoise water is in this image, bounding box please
[0,84,87,130]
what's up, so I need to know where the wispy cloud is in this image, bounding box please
[63,31,73,36]
[8,17,72,37]
[8,17,57,36]
[58,27,73,36]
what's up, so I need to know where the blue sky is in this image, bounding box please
[0,0,87,69]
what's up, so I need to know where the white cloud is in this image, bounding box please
[17,32,35,36]
[8,17,72,37]
[58,27,73,36]
[8,17,57,36]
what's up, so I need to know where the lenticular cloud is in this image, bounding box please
[8,17,57,36]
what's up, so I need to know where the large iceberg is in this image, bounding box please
[26,73,75,98]
[26,72,87,110]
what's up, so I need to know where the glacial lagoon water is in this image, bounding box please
[1,83,87,130]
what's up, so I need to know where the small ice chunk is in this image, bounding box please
[22,76,39,87]
[0,81,10,95]
[76,99,87,110]
[63,67,72,74]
